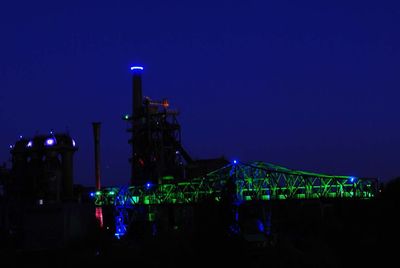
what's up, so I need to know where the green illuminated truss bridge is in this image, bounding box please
[93,161,378,207]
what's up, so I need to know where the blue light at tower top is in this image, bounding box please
[130,66,144,71]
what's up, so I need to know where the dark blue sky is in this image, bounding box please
[1,1,399,186]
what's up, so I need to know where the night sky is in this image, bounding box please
[1,1,399,186]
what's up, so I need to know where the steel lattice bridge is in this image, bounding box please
[92,161,378,207]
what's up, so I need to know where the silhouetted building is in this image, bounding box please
[125,67,192,185]
[9,133,77,204]
[2,133,98,251]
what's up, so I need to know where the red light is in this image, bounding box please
[139,158,145,166]
[95,207,104,228]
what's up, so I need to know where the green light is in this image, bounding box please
[91,161,377,206]
[261,195,270,200]
[148,213,155,222]
[124,114,129,120]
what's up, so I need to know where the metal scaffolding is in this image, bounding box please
[92,161,378,207]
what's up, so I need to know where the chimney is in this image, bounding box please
[92,122,101,190]
[131,66,144,116]
[130,66,144,185]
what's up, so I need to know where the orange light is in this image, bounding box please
[162,99,169,108]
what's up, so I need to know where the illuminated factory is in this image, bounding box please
[92,66,378,240]
[0,66,380,251]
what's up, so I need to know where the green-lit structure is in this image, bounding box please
[92,67,379,239]
[93,161,378,207]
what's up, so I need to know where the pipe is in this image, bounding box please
[92,122,101,190]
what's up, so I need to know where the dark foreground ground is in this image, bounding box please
[1,198,399,267]
[0,232,397,268]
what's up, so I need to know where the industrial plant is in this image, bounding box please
[0,67,389,267]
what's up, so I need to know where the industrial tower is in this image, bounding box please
[124,67,192,186]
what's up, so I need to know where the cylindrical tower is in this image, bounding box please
[55,134,77,202]
[61,149,75,201]
[130,66,144,185]
[92,122,101,190]
[131,66,144,116]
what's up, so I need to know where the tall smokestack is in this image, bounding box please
[131,66,144,116]
[130,66,144,185]
[92,122,101,190]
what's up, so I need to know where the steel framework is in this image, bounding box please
[92,161,378,207]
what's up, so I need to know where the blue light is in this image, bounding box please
[45,138,55,146]
[349,177,356,183]
[26,141,33,148]
[257,220,265,233]
[90,192,95,197]
[114,212,127,239]
[233,160,238,164]
[130,66,144,71]
[146,182,151,188]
